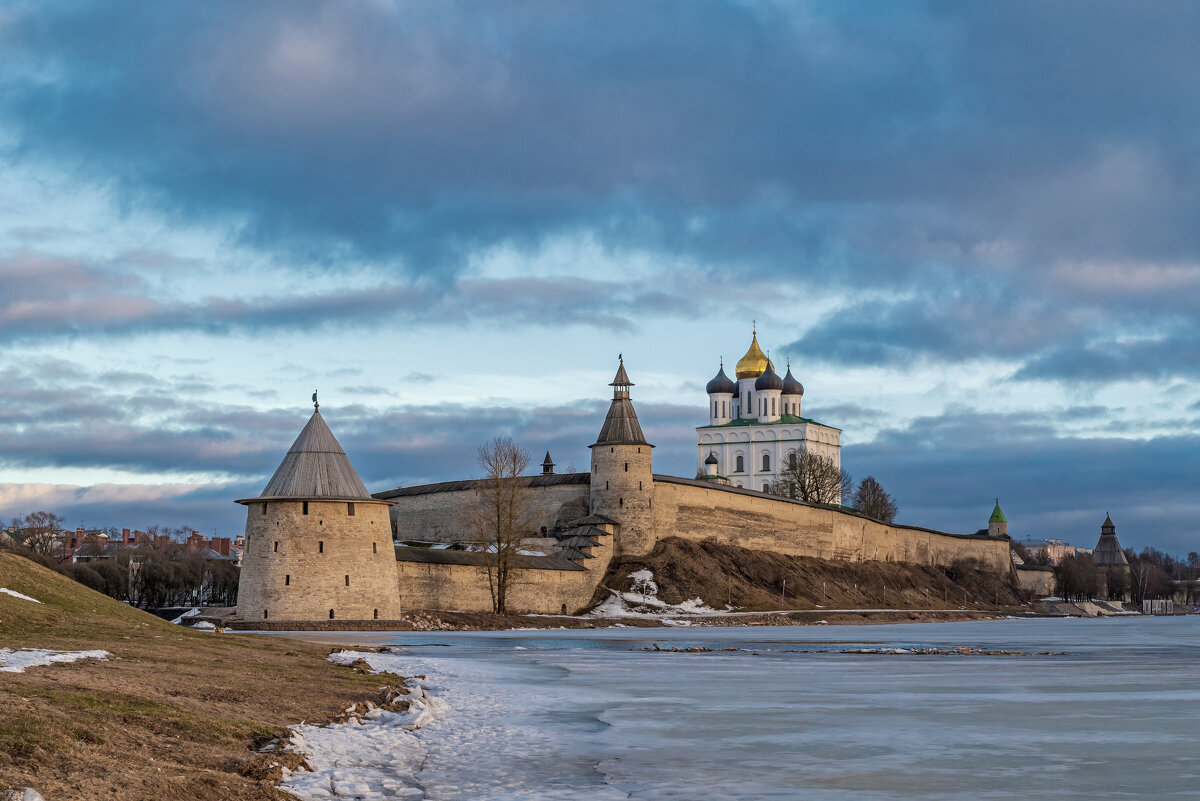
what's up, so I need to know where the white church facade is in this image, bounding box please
[696,328,842,493]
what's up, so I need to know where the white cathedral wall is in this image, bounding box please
[696,422,841,492]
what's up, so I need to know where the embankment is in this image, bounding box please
[595,537,1024,612]
[0,551,388,801]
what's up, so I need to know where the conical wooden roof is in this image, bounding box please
[252,410,374,501]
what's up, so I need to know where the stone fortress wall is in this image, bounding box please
[236,499,404,622]
[394,523,617,615]
[650,476,1011,572]
[378,472,1011,614]
[381,475,589,543]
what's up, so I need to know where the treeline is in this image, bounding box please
[1053,547,1196,604]
[4,510,238,608]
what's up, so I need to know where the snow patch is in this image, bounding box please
[279,651,447,800]
[0,648,110,673]
[590,569,722,619]
[191,621,217,631]
[0,588,42,604]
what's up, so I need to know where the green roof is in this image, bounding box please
[696,414,841,432]
[989,502,1007,524]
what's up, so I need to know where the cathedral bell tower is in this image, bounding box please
[589,358,655,556]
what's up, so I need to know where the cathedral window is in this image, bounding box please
[762,454,770,471]
[771,398,776,415]
[735,455,744,472]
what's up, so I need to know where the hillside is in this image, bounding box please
[0,552,383,800]
[597,537,1024,612]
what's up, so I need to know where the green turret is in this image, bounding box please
[988,500,1008,538]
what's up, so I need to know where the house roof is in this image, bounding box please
[557,536,601,548]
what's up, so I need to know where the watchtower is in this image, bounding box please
[235,403,402,622]
[589,358,655,556]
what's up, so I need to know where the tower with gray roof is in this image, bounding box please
[234,404,402,623]
[589,358,655,556]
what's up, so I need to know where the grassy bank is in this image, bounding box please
[0,553,383,800]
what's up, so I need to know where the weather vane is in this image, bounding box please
[312,389,319,410]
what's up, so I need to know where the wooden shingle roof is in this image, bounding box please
[246,410,375,502]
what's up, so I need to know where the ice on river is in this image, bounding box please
[276,617,1200,800]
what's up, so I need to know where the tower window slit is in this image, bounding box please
[373,542,377,554]
[261,503,267,515]
[302,501,309,515]
[273,541,279,552]
[624,463,628,472]
[318,541,324,553]
[619,497,623,507]
[348,502,355,516]
[345,575,350,586]
[285,575,290,586]
[374,609,379,620]
[263,610,268,619]
[329,609,335,620]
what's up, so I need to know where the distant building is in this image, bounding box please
[1018,538,1091,566]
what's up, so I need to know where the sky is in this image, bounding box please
[0,1,1198,553]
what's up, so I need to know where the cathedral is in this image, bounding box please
[696,327,842,493]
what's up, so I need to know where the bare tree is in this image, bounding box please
[852,476,898,523]
[770,450,852,505]
[17,510,67,556]
[460,437,533,614]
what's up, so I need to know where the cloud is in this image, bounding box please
[846,408,1200,554]
[0,252,699,342]
[5,1,1200,278]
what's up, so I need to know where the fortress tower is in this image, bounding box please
[235,403,402,622]
[988,500,1008,538]
[589,358,655,556]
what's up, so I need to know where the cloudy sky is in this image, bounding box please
[1,1,1198,553]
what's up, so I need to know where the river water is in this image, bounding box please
[280,617,1200,799]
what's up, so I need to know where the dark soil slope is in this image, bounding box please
[0,552,384,801]
[599,537,1022,611]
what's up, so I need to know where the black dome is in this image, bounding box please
[754,362,783,391]
[704,452,719,465]
[706,365,737,395]
[782,366,804,396]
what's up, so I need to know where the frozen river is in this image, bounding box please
[277,617,1200,799]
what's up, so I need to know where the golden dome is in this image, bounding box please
[735,332,769,379]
